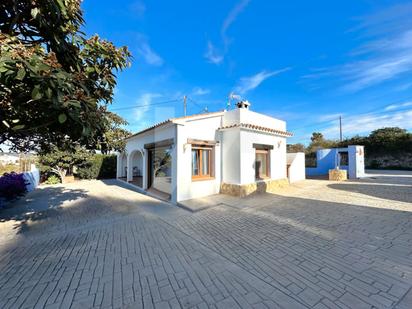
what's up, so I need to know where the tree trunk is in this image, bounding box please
[51,167,67,183]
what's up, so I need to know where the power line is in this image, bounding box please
[109,99,180,111]
[187,97,208,113]
[290,104,412,133]
[290,106,412,142]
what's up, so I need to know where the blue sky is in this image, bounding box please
[83,0,412,144]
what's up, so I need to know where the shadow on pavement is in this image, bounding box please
[0,185,88,222]
[1,179,412,309]
[0,180,179,237]
[327,182,412,203]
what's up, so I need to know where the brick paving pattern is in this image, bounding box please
[0,171,411,308]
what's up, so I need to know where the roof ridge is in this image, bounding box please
[126,110,225,140]
[219,122,293,137]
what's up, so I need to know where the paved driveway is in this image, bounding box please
[0,171,411,308]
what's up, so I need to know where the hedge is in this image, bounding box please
[0,172,28,207]
[76,154,117,179]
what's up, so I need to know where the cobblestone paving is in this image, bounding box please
[171,172,412,309]
[0,171,411,308]
[0,181,304,309]
[1,213,306,309]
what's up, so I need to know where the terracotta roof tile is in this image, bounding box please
[218,123,293,137]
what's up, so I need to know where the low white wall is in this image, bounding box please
[23,166,40,192]
[287,153,305,183]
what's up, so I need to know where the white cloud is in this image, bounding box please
[136,38,164,66]
[192,87,210,96]
[384,101,412,111]
[204,0,251,64]
[134,93,161,122]
[349,3,412,36]
[221,0,251,46]
[204,41,224,64]
[234,68,290,95]
[304,5,412,92]
[322,109,412,139]
[342,54,412,92]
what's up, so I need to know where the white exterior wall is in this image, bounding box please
[239,129,287,184]
[176,115,223,202]
[348,145,365,179]
[123,124,177,200]
[121,106,293,203]
[221,128,241,184]
[124,124,175,154]
[222,108,286,131]
[287,152,306,183]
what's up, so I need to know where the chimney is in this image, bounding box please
[236,100,251,110]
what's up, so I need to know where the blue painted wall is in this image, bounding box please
[306,146,364,179]
[306,148,348,176]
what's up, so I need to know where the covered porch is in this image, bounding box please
[117,138,175,202]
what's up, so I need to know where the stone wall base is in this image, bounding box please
[220,178,289,197]
[328,169,347,181]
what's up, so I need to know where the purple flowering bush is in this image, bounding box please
[0,172,28,204]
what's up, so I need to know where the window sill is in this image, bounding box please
[192,176,215,182]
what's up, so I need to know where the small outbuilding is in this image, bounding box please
[306,145,365,179]
[118,101,304,203]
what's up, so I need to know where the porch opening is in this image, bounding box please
[118,153,127,179]
[129,150,143,188]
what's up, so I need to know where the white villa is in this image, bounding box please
[117,101,305,203]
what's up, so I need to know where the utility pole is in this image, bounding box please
[339,115,343,142]
[183,95,187,116]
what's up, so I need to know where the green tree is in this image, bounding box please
[310,132,324,143]
[98,112,131,154]
[38,146,91,182]
[369,127,409,148]
[287,143,305,153]
[307,132,338,154]
[0,0,131,151]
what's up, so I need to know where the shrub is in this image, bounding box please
[368,159,381,169]
[39,146,91,181]
[44,174,61,185]
[0,172,28,202]
[76,154,116,179]
[0,163,19,175]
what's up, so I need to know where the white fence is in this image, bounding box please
[22,165,40,192]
